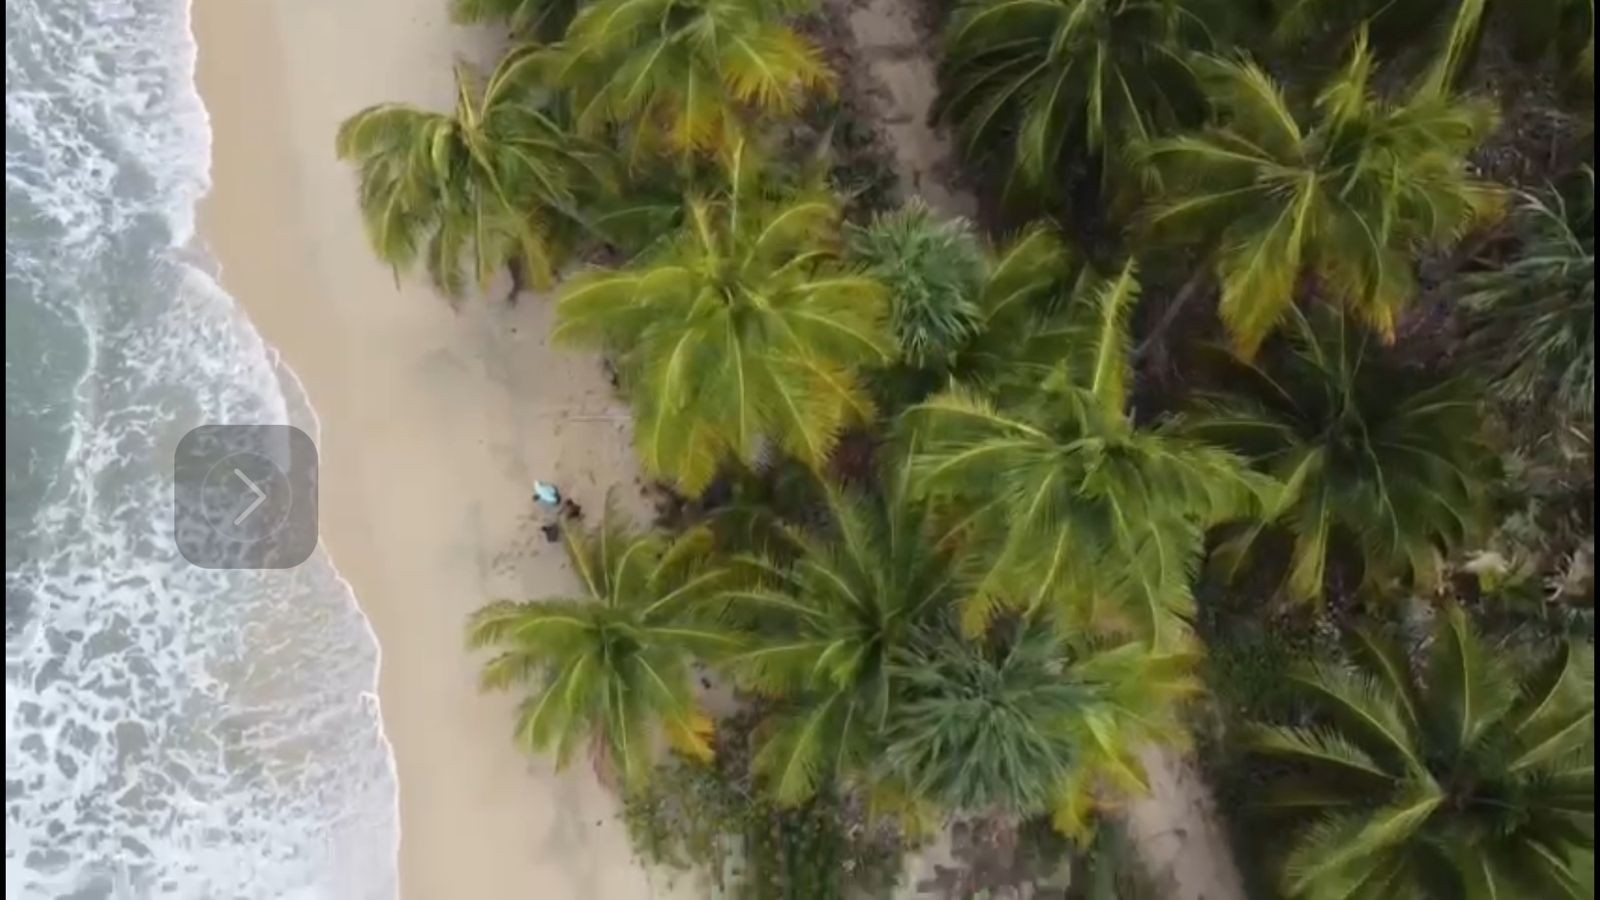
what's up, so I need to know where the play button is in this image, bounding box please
[174,425,318,569]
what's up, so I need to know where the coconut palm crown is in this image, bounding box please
[335,49,608,296]
[1248,607,1594,900]
[554,150,892,495]
[1190,310,1499,602]
[906,259,1273,646]
[465,508,743,790]
[547,0,834,159]
[1139,33,1502,357]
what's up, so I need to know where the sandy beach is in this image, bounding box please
[193,1,685,897]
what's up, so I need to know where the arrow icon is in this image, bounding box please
[233,469,267,525]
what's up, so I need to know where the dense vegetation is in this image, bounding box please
[341,0,1595,895]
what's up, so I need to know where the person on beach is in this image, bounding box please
[532,480,561,509]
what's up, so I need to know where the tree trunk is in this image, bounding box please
[505,256,527,306]
[1134,264,1212,364]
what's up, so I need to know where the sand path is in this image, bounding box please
[821,0,976,219]
[195,1,694,897]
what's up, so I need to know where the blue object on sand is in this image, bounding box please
[533,481,561,507]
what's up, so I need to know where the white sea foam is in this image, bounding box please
[5,0,400,896]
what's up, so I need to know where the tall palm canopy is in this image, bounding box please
[1191,311,1497,602]
[554,152,892,496]
[465,511,742,790]
[721,468,965,805]
[938,0,1222,195]
[335,50,606,297]
[1140,34,1502,358]
[883,621,1197,836]
[1248,607,1595,900]
[546,0,834,157]
[905,259,1272,646]
[1465,167,1596,427]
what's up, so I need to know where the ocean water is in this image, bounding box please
[5,0,399,897]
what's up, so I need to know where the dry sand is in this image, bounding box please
[193,1,692,897]
[823,0,975,219]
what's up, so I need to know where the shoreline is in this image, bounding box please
[192,1,683,897]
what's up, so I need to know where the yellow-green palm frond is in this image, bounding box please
[1139,37,1501,356]
[553,0,833,158]
[555,166,891,495]
[448,0,580,41]
[334,51,611,298]
[465,502,745,789]
[905,263,1271,646]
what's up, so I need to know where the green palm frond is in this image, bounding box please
[724,472,966,804]
[546,0,833,158]
[907,260,1271,646]
[1465,167,1596,427]
[1139,35,1501,357]
[335,50,610,297]
[882,622,1195,830]
[937,0,1228,199]
[1188,311,1497,602]
[848,201,989,369]
[1251,610,1595,900]
[465,502,744,789]
[1274,0,1595,90]
[448,0,581,40]
[555,150,892,495]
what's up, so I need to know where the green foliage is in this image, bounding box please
[1139,34,1502,357]
[334,50,609,296]
[883,620,1198,837]
[623,724,908,899]
[906,259,1272,645]
[1465,167,1596,429]
[554,149,893,496]
[1272,0,1595,90]
[464,506,743,789]
[544,0,834,159]
[1248,606,1595,900]
[722,468,965,805]
[937,0,1223,197]
[1191,310,1499,603]
[848,201,988,369]
[447,0,579,40]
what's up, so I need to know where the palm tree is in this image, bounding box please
[465,509,743,790]
[1190,310,1498,602]
[448,0,581,41]
[1139,33,1502,358]
[937,0,1224,197]
[847,201,988,370]
[883,620,1198,837]
[905,259,1272,646]
[546,0,834,158]
[335,49,609,297]
[719,466,964,805]
[1272,0,1594,91]
[1464,167,1596,429]
[1247,606,1594,900]
[855,217,1090,405]
[554,150,892,496]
